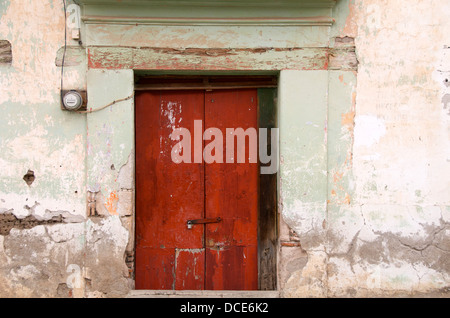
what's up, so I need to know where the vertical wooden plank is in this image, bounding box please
[258,88,278,290]
[204,89,259,290]
[135,90,205,290]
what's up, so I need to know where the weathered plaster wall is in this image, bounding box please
[0,0,448,298]
[0,0,84,297]
[328,0,449,297]
[0,0,133,297]
[279,0,449,297]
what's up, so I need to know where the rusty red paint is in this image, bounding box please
[135,90,205,290]
[135,89,258,290]
[104,191,119,215]
[204,89,258,290]
[87,46,330,71]
[88,47,131,69]
[174,249,205,290]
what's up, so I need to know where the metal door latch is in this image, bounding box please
[187,217,222,229]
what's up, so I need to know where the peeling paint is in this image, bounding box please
[88,46,330,71]
[104,191,119,215]
[1,0,449,298]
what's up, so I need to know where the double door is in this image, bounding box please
[135,89,259,290]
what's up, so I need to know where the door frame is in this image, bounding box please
[133,74,279,291]
[83,0,340,298]
[86,67,332,298]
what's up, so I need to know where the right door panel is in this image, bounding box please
[204,89,259,290]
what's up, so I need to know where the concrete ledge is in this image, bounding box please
[127,290,280,298]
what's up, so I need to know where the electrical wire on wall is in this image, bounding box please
[76,94,134,114]
[60,0,134,113]
[61,0,67,94]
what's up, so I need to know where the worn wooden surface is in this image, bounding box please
[258,88,278,290]
[88,43,356,71]
[135,90,205,290]
[135,89,259,290]
[87,46,330,70]
[204,89,259,290]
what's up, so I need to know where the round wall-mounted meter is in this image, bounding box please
[62,90,83,111]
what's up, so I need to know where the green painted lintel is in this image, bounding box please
[78,0,336,8]
[79,0,336,26]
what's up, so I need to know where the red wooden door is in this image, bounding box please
[204,90,259,290]
[135,89,258,290]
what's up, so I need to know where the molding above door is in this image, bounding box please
[78,0,336,26]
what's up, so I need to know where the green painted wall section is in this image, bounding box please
[85,24,331,49]
[326,70,357,235]
[327,70,356,207]
[279,70,328,210]
[0,101,86,204]
[0,0,9,20]
[86,69,134,198]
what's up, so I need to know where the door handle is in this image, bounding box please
[187,217,221,229]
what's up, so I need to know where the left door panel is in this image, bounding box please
[135,90,205,290]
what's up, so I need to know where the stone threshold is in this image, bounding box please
[127,290,280,298]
